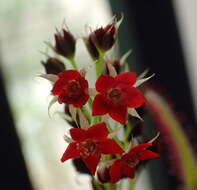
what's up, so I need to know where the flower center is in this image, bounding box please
[108,88,122,102]
[124,153,139,167]
[79,140,98,158]
[68,80,81,95]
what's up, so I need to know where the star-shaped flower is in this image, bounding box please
[109,143,160,183]
[51,70,89,107]
[61,123,124,175]
[92,72,146,123]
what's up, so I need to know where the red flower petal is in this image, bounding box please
[86,123,109,140]
[124,87,146,108]
[61,142,80,162]
[115,72,136,86]
[110,160,124,184]
[53,70,81,95]
[96,75,115,93]
[79,76,89,89]
[99,139,124,154]
[82,154,101,175]
[70,123,109,141]
[138,150,160,160]
[58,70,81,80]
[122,166,135,178]
[109,105,127,124]
[130,143,152,153]
[70,128,87,141]
[92,94,110,116]
[69,94,89,107]
[51,79,66,95]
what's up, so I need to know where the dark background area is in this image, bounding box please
[0,54,33,189]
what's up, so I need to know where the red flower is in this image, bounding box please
[61,123,124,175]
[92,72,146,123]
[109,143,160,184]
[52,70,89,107]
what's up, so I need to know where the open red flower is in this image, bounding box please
[92,72,146,123]
[109,143,160,183]
[51,70,89,107]
[61,123,124,175]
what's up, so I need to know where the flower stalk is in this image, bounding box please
[96,51,105,77]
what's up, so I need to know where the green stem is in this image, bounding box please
[96,52,105,77]
[88,97,93,109]
[92,178,105,190]
[69,57,78,70]
[81,106,91,122]
[125,122,134,142]
[104,183,117,190]
[91,116,101,125]
[128,178,137,190]
[107,124,123,152]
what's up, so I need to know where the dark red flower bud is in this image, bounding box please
[112,60,121,73]
[90,23,117,52]
[105,59,121,75]
[54,29,75,59]
[84,36,99,60]
[41,57,65,75]
[97,166,111,183]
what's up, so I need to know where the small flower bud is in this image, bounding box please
[112,60,121,73]
[84,16,123,59]
[105,49,132,75]
[90,23,117,52]
[84,36,99,60]
[105,59,121,75]
[97,166,110,183]
[41,57,65,75]
[54,29,76,59]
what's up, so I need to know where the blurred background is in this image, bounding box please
[0,0,196,190]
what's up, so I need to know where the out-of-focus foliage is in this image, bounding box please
[147,90,197,190]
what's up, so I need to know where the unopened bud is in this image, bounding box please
[90,23,117,52]
[54,29,75,59]
[97,166,110,183]
[112,60,121,73]
[41,57,65,75]
[106,59,121,75]
[84,36,99,60]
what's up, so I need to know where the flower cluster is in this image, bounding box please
[40,15,160,186]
